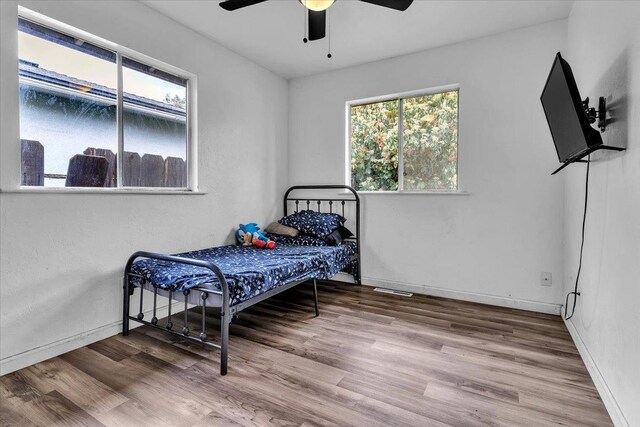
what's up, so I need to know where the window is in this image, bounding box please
[349,89,458,192]
[18,13,192,189]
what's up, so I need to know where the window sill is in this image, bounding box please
[356,190,469,196]
[0,187,207,195]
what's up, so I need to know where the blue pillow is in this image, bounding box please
[279,210,346,238]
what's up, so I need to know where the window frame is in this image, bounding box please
[17,7,198,193]
[346,84,462,194]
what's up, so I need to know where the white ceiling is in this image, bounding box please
[143,0,573,79]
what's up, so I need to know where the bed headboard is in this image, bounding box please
[283,185,361,284]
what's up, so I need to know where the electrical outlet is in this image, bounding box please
[541,272,552,286]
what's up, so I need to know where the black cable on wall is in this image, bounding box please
[565,154,590,321]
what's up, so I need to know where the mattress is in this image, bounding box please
[129,242,357,306]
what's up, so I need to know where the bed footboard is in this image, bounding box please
[123,251,232,375]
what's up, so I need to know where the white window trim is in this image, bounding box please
[17,6,199,193]
[345,84,464,195]
[0,187,206,195]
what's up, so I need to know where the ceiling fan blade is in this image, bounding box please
[308,9,326,41]
[358,0,413,11]
[219,0,268,11]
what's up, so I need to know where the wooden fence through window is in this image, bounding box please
[20,140,187,188]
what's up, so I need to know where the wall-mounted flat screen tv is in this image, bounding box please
[540,52,602,164]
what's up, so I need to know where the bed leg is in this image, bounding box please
[313,279,319,317]
[122,274,130,336]
[220,310,231,375]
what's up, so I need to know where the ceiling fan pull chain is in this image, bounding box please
[327,7,332,58]
[303,5,308,43]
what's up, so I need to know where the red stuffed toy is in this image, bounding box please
[251,232,276,249]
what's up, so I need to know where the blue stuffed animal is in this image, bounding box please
[236,223,260,246]
[235,223,276,249]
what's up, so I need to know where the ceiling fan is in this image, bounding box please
[219,0,414,42]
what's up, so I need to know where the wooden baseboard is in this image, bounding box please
[563,315,629,427]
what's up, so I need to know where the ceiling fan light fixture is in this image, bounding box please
[301,0,335,12]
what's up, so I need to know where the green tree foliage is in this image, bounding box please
[350,100,399,191]
[351,91,458,191]
[403,91,458,190]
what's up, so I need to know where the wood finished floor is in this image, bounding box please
[1,282,612,427]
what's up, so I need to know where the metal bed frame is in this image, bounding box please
[122,185,360,375]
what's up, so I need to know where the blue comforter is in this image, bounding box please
[130,243,356,306]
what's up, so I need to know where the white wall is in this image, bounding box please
[0,0,289,374]
[289,20,567,313]
[564,3,640,426]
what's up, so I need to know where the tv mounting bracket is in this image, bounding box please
[582,96,606,132]
[551,95,626,175]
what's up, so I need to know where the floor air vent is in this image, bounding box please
[373,288,413,297]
